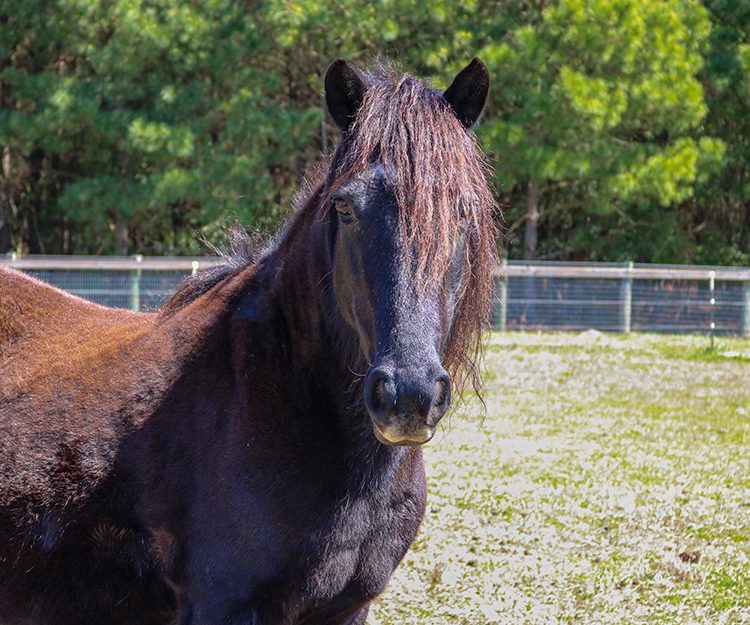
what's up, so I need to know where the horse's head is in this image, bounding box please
[324,60,496,446]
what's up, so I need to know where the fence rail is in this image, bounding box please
[2,255,749,336]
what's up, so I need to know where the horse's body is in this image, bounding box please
[0,60,495,624]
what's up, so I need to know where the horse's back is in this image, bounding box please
[1,266,149,345]
[0,264,259,624]
[0,267,153,387]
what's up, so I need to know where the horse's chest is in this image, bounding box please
[316,502,408,584]
[269,481,425,624]
[173,445,427,623]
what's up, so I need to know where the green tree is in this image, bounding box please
[687,0,750,265]
[0,0,525,255]
[0,0,319,255]
[2,0,743,264]
[478,0,724,261]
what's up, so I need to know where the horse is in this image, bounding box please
[0,58,496,625]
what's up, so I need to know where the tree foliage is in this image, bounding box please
[478,0,724,260]
[0,0,746,264]
[1,0,319,254]
[687,0,750,265]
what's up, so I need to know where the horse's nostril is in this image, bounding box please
[434,381,447,407]
[365,368,396,418]
[374,378,389,406]
[433,374,451,409]
[366,365,451,429]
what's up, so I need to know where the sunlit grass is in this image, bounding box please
[370,332,750,625]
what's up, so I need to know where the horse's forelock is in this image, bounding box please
[331,68,498,397]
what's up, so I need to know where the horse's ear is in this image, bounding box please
[443,58,490,129]
[325,59,366,132]
[325,59,365,131]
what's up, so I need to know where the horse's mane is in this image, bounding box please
[159,172,327,316]
[159,227,259,315]
[162,63,498,395]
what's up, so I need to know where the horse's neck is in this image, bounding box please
[240,197,407,478]
[268,195,354,371]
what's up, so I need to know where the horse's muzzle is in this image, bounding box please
[371,421,434,446]
[364,364,451,446]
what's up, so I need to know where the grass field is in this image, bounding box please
[370,331,750,625]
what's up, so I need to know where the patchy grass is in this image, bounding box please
[370,332,750,625]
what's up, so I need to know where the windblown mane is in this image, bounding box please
[159,171,327,316]
[328,65,498,395]
[159,228,258,315]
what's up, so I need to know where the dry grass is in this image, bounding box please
[370,331,750,625]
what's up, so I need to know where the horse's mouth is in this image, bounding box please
[371,420,434,446]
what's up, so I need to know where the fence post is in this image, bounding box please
[709,270,716,350]
[130,254,143,312]
[496,259,508,330]
[743,277,750,338]
[620,261,633,333]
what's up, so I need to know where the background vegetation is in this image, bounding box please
[372,331,750,624]
[1,0,749,264]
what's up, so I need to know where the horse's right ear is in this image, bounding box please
[443,58,490,128]
[325,60,366,132]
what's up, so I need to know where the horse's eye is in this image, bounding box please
[333,197,354,221]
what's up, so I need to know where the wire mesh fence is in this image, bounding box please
[2,255,749,336]
[25,268,191,311]
[495,261,750,336]
[0,255,220,313]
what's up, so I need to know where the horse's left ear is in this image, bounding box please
[325,59,366,132]
[443,58,490,128]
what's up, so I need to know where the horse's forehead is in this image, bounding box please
[356,161,387,184]
[338,162,388,195]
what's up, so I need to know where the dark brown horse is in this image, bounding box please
[0,59,496,625]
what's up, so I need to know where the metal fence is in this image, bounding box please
[2,255,749,336]
[0,255,220,312]
[495,261,750,336]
